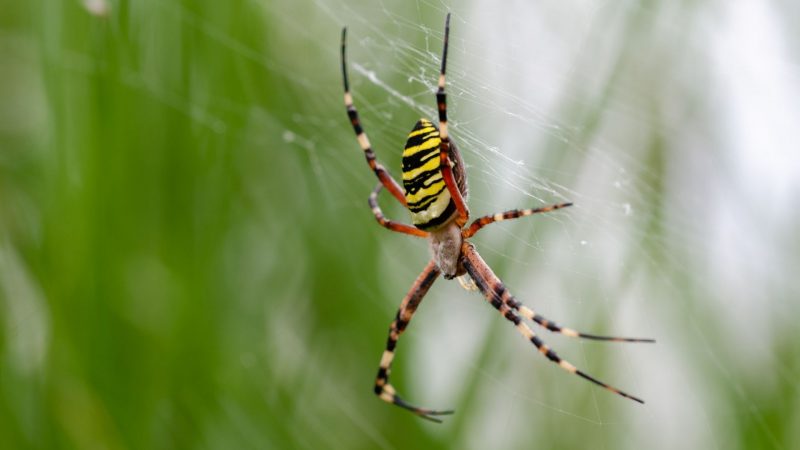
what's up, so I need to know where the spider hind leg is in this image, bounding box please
[375,383,455,423]
[373,260,455,422]
[461,242,649,404]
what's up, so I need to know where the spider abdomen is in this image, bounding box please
[402,118,467,230]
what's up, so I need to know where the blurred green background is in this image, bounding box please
[2,1,799,449]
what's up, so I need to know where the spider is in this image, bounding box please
[341,13,654,423]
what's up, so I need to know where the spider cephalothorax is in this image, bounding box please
[341,13,654,423]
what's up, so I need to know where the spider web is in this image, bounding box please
[5,0,799,449]
[256,0,800,448]
[295,1,800,448]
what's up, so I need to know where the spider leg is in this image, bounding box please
[341,28,408,207]
[458,237,654,345]
[463,203,574,238]
[369,183,429,238]
[435,13,469,226]
[508,297,654,343]
[461,243,647,403]
[464,215,653,343]
[374,260,455,422]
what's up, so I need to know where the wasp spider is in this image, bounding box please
[341,13,654,423]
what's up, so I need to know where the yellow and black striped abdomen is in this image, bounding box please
[402,118,456,230]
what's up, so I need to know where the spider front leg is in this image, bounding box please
[435,13,469,227]
[374,260,454,422]
[341,28,407,207]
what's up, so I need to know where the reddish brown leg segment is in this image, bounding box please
[463,202,573,238]
[369,183,429,238]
